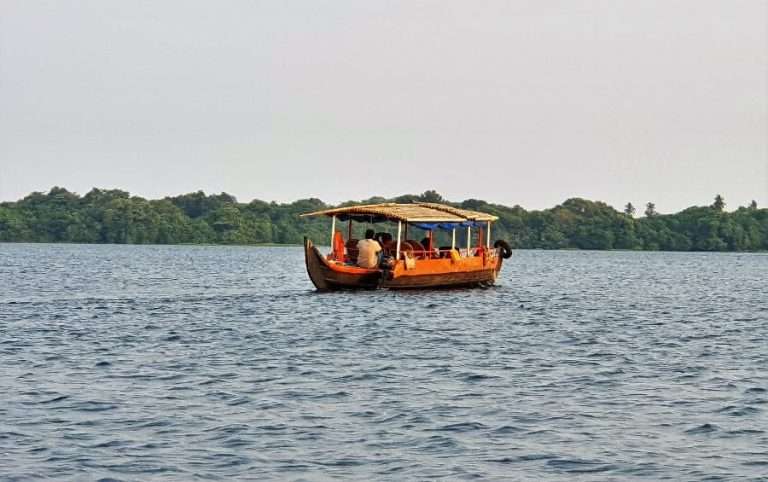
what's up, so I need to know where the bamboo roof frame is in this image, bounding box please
[300,202,498,223]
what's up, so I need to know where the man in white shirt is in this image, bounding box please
[356,229,382,268]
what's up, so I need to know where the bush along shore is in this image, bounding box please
[0,188,766,251]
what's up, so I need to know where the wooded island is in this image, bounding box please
[0,188,765,251]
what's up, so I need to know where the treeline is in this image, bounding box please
[0,187,766,251]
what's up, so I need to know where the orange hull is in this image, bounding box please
[304,237,503,291]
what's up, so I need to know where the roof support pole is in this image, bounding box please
[487,221,491,248]
[466,226,471,255]
[451,228,456,250]
[396,221,402,259]
[330,215,336,251]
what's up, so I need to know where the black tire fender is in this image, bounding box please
[494,239,513,259]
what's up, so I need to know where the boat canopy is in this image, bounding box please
[300,202,498,224]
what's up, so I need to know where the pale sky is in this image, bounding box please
[1,0,766,212]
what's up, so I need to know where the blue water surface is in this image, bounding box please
[1,244,767,480]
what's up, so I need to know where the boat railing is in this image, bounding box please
[387,246,493,260]
[333,244,499,262]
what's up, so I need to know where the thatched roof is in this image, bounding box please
[300,202,498,223]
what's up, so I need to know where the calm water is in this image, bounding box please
[1,244,767,481]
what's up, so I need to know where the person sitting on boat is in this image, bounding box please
[356,229,382,268]
[378,232,394,254]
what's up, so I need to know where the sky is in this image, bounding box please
[1,0,766,213]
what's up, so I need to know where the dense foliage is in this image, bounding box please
[1,187,766,251]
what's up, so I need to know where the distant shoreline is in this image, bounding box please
[1,187,765,252]
[1,241,765,254]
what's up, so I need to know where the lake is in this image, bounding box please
[1,244,766,480]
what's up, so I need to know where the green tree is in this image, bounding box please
[624,202,636,216]
[420,190,445,203]
[712,194,725,212]
[644,202,657,218]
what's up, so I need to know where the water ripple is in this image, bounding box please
[1,244,767,479]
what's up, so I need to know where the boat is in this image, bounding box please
[301,202,513,291]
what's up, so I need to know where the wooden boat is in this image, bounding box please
[301,202,512,291]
